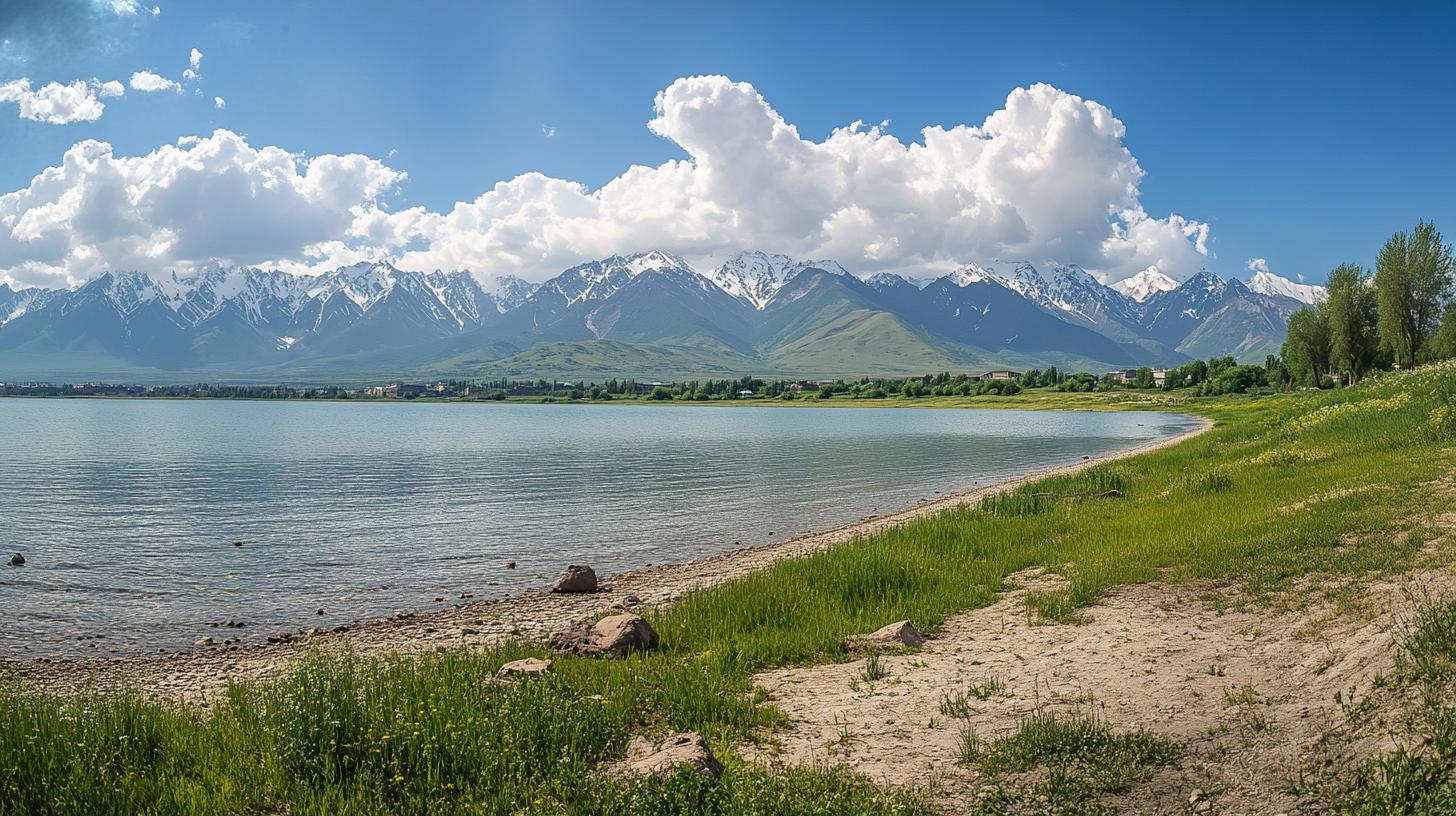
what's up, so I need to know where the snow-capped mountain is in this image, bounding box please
[0,282,58,326]
[975,261,1138,323]
[1111,268,1180,302]
[487,274,539,312]
[708,251,852,309]
[0,249,1309,381]
[1248,270,1326,305]
[535,250,700,307]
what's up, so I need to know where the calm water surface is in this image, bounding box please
[0,399,1199,657]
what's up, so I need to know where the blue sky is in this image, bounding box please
[2,0,1454,289]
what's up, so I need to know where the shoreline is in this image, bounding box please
[0,415,1212,702]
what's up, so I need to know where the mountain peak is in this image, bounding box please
[708,251,849,309]
[1110,267,1179,302]
[1248,270,1326,305]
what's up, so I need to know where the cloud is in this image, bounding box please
[377,77,1213,285]
[93,79,125,97]
[0,130,405,288]
[541,124,556,138]
[183,47,201,81]
[1247,257,1270,275]
[0,77,1215,289]
[0,78,105,124]
[213,96,225,109]
[107,1,161,15]
[129,69,179,93]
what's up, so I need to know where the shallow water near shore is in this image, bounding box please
[0,399,1199,658]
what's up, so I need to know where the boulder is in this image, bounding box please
[845,620,925,652]
[497,657,553,677]
[622,731,722,779]
[550,614,658,658]
[551,564,599,593]
[8,552,24,567]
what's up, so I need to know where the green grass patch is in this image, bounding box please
[961,710,1181,814]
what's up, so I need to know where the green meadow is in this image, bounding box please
[5,361,1456,815]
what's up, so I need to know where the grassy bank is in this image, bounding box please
[4,362,1456,815]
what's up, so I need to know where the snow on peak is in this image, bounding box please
[947,263,996,287]
[1248,270,1326,305]
[309,260,401,309]
[548,251,697,306]
[709,252,852,309]
[1110,268,1179,302]
[486,273,539,312]
[865,272,912,290]
[709,251,796,308]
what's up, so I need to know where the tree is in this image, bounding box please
[1131,366,1156,389]
[1324,263,1380,385]
[1430,304,1456,361]
[1282,307,1330,386]
[1375,221,1454,367]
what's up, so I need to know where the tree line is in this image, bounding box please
[1282,220,1456,387]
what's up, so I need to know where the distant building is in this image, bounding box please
[633,381,672,395]
[1108,368,1169,387]
[979,370,1021,381]
[735,389,755,397]
[383,383,427,397]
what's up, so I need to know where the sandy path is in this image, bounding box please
[0,418,1209,703]
[750,562,1447,814]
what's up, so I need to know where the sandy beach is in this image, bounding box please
[0,416,1211,703]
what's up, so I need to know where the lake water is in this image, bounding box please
[0,399,1199,658]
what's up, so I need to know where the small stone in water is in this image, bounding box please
[504,560,517,569]
[8,552,24,566]
[315,608,325,616]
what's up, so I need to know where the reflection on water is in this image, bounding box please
[0,399,1199,657]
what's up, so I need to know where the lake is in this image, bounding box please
[0,399,1200,658]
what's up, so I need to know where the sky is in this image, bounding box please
[1,0,1453,291]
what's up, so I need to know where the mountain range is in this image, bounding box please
[0,251,1322,382]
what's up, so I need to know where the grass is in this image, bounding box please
[6,361,1456,814]
[960,710,1182,814]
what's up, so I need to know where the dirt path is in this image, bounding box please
[750,564,1445,814]
[0,418,1211,703]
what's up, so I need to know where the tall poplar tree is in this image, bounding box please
[1324,263,1379,384]
[1375,221,1454,367]
[1282,307,1331,386]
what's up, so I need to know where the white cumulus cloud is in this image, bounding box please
[1247,257,1270,275]
[93,79,126,98]
[183,47,202,81]
[0,77,1215,289]
[0,78,106,124]
[129,70,179,93]
[213,96,225,109]
[370,78,1213,285]
[0,130,405,288]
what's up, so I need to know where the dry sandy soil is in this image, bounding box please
[0,418,1211,703]
[749,561,1451,814]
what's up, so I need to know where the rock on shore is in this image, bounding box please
[550,564,598,593]
[550,613,658,658]
[845,620,925,652]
